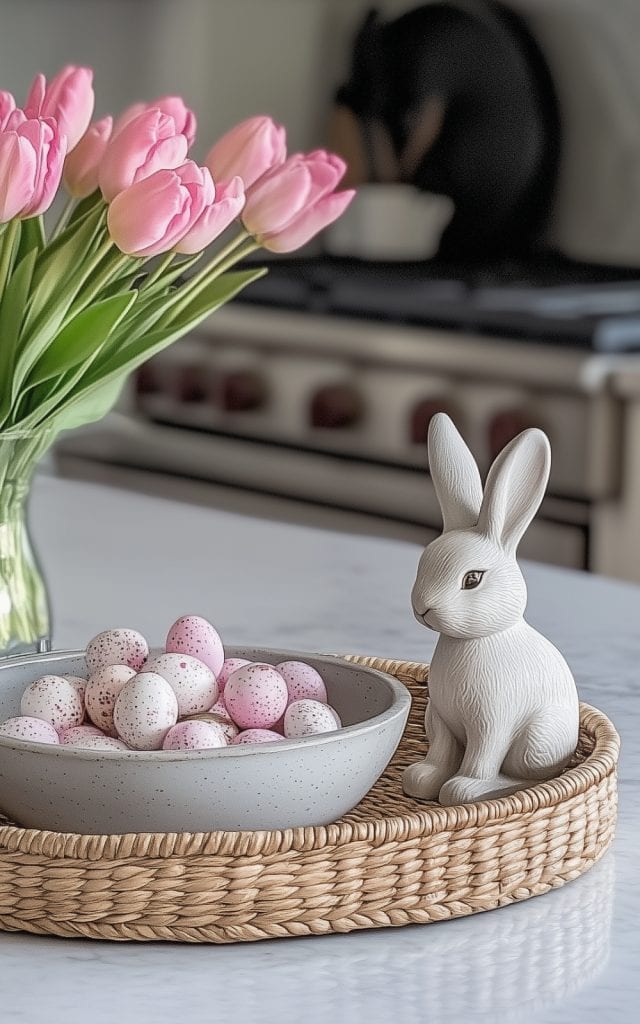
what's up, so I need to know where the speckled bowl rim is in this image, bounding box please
[0,648,411,762]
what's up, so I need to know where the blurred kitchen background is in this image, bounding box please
[4,0,640,580]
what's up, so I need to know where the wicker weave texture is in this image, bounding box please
[0,657,619,943]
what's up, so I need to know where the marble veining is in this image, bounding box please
[0,474,638,1023]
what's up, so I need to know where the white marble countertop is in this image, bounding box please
[1,475,638,1023]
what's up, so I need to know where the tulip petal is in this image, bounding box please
[261,189,355,253]
[206,115,286,188]
[242,161,311,235]
[175,176,245,253]
[0,133,36,221]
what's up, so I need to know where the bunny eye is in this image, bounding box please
[462,570,485,590]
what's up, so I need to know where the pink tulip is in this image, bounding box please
[24,66,94,150]
[242,150,355,252]
[107,161,214,257]
[0,91,15,131]
[114,95,196,147]
[175,176,245,254]
[99,108,189,202]
[0,116,66,221]
[205,115,286,190]
[63,115,113,198]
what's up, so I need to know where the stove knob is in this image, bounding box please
[169,364,209,403]
[488,409,538,459]
[410,398,457,445]
[135,363,162,396]
[219,370,267,412]
[310,384,363,428]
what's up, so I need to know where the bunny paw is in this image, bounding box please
[403,761,449,800]
[439,775,530,805]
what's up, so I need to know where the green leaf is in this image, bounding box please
[25,203,105,326]
[0,249,38,426]
[23,291,138,393]
[16,216,46,262]
[18,268,265,434]
[49,377,124,435]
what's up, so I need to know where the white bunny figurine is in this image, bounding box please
[403,414,579,806]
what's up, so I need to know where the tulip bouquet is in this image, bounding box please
[0,64,354,657]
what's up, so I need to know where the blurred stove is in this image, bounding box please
[56,257,640,580]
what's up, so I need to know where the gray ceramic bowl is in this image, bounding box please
[0,646,410,835]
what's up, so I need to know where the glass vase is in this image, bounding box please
[0,429,53,659]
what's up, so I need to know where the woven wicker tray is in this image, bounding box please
[0,656,619,943]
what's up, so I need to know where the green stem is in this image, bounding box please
[165,234,258,325]
[66,244,134,319]
[0,220,21,299]
[50,196,76,240]
[140,252,176,293]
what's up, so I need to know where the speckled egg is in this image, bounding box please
[217,658,251,694]
[284,699,340,738]
[64,675,88,709]
[0,716,60,744]
[113,672,178,750]
[85,628,149,673]
[75,734,130,751]
[59,724,104,745]
[85,665,137,736]
[224,663,288,730]
[328,706,342,728]
[162,720,228,750]
[232,729,284,745]
[20,675,84,732]
[276,661,328,704]
[165,615,224,676]
[145,652,218,715]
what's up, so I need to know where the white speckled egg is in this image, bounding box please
[276,661,328,704]
[232,729,284,745]
[75,734,130,751]
[162,720,228,750]
[145,652,218,715]
[224,663,288,729]
[85,628,149,673]
[0,716,60,744]
[63,675,88,709]
[20,675,84,732]
[217,658,251,694]
[165,615,224,676]
[59,724,104,745]
[113,672,178,750]
[85,665,137,736]
[328,706,342,728]
[284,699,340,738]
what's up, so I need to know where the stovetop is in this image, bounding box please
[237,255,640,352]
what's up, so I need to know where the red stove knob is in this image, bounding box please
[219,370,267,412]
[169,364,209,403]
[135,363,162,396]
[410,398,457,445]
[488,409,538,459]
[310,384,363,428]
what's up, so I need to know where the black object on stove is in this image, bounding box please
[236,256,640,353]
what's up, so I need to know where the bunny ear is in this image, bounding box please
[428,413,483,532]
[477,428,551,553]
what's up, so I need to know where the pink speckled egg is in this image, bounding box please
[284,699,340,738]
[85,628,149,673]
[217,658,251,694]
[162,720,228,750]
[20,675,84,732]
[85,665,137,736]
[145,652,218,715]
[165,615,224,676]
[276,661,328,704]
[224,663,288,729]
[59,724,104,745]
[75,735,130,751]
[232,729,284,745]
[113,672,178,750]
[0,716,60,744]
